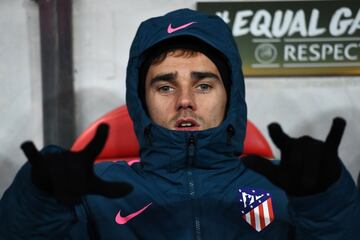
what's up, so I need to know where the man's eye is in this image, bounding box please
[196,84,212,92]
[158,86,174,93]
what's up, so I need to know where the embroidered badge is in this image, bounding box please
[238,188,274,232]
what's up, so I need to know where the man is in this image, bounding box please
[1,8,359,239]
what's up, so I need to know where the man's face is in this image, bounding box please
[145,50,227,131]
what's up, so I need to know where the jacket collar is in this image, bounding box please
[139,116,245,174]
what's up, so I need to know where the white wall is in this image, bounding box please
[0,0,42,196]
[0,0,359,197]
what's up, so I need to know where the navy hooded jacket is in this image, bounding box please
[1,8,360,240]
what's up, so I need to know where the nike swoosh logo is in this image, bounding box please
[167,22,196,34]
[115,202,152,224]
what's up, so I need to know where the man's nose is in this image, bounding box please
[176,88,196,111]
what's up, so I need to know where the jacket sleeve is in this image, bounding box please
[289,162,360,239]
[0,163,87,240]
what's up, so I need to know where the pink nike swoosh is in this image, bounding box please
[115,202,152,224]
[167,22,196,34]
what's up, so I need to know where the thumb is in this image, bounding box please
[242,155,279,181]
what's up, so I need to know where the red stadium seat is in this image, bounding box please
[72,105,273,163]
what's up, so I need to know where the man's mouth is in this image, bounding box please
[175,118,200,131]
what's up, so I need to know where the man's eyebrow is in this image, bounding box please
[191,71,221,81]
[149,72,177,86]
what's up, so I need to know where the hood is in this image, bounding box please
[125,8,247,171]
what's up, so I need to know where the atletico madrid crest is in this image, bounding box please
[238,188,274,232]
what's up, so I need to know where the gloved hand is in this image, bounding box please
[21,124,133,205]
[243,117,346,196]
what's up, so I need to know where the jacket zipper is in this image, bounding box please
[187,135,202,240]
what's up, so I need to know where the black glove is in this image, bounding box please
[243,117,346,196]
[21,124,133,205]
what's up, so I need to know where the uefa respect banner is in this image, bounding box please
[197,1,360,76]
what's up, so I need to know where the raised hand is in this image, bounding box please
[243,117,346,196]
[21,124,133,205]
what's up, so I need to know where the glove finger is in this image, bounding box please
[21,141,41,165]
[325,117,346,151]
[268,123,292,150]
[242,155,279,182]
[89,176,133,198]
[82,123,109,161]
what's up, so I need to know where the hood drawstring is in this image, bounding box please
[226,125,235,146]
[144,126,153,146]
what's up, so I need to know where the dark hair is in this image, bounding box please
[150,49,200,65]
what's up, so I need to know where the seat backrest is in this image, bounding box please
[72,105,273,162]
